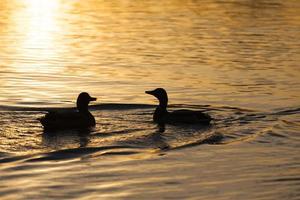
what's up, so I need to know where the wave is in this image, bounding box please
[0,103,299,160]
[0,102,265,112]
[0,145,146,164]
[272,107,300,116]
[0,103,155,112]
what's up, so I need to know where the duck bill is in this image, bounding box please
[90,97,97,101]
[145,90,155,95]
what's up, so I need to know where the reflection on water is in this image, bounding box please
[0,105,299,199]
[14,0,61,73]
[0,0,299,109]
[0,0,300,199]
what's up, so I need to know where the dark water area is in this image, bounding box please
[0,0,300,199]
[1,104,299,199]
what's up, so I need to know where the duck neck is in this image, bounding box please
[153,98,168,123]
[158,97,168,110]
[154,105,168,123]
[78,106,89,113]
[158,103,167,111]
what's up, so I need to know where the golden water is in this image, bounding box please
[0,0,299,199]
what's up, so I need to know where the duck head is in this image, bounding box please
[145,88,168,108]
[76,92,97,112]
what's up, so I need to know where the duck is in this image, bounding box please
[145,88,212,125]
[40,92,97,130]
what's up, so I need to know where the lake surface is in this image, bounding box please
[0,0,300,199]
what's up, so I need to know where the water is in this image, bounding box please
[0,0,300,199]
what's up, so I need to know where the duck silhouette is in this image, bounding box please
[145,88,212,125]
[40,92,97,130]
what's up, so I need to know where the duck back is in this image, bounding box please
[40,110,95,130]
[166,109,212,124]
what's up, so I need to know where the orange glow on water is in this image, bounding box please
[0,0,299,108]
[13,0,62,73]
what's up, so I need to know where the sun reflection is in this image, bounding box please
[24,0,59,43]
[14,0,63,73]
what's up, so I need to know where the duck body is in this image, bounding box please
[40,92,96,130]
[146,88,212,125]
[40,110,95,130]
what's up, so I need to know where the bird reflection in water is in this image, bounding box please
[42,128,93,149]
